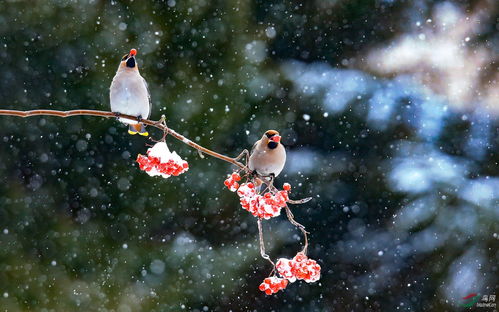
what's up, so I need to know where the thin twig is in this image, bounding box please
[266,178,311,205]
[285,205,309,255]
[233,149,249,166]
[256,178,310,258]
[287,197,312,205]
[257,218,275,268]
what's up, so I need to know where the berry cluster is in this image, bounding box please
[223,172,292,219]
[258,277,289,295]
[223,171,319,295]
[276,252,321,283]
[239,184,289,219]
[136,142,189,178]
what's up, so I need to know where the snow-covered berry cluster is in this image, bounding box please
[224,172,241,192]
[136,142,189,178]
[276,252,321,283]
[223,172,292,219]
[258,276,288,295]
[223,171,318,295]
[239,184,289,219]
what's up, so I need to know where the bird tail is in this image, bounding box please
[128,123,149,136]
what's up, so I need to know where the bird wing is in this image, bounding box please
[142,77,152,118]
[250,140,260,156]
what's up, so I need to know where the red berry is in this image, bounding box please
[259,277,288,295]
[232,172,241,181]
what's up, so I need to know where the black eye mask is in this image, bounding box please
[126,57,136,68]
[267,141,278,149]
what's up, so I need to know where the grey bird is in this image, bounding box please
[110,48,151,136]
[248,130,286,178]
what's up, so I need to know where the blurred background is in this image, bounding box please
[0,0,497,311]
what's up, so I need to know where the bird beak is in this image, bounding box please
[270,135,281,143]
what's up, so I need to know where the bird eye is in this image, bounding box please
[121,54,128,61]
[266,133,274,138]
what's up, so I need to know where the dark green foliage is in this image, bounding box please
[0,1,497,311]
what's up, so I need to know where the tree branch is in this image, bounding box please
[0,108,312,265]
[0,109,245,170]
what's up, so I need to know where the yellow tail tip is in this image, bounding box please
[139,131,149,137]
[128,130,138,135]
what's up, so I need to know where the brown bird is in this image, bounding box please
[110,48,151,136]
[248,130,286,178]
